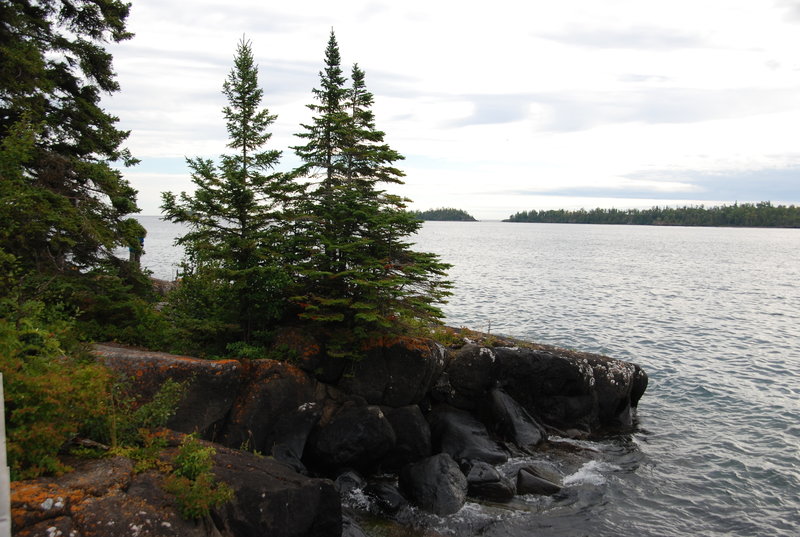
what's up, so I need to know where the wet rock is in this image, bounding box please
[342,515,369,537]
[94,344,242,439]
[489,388,547,452]
[338,338,447,407]
[220,359,320,454]
[399,454,467,516]
[308,405,396,471]
[335,470,366,496]
[516,467,562,496]
[463,461,515,502]
[631,363,649,407]
[363,482,407,514]
[428,405,508,465]
[382,405,432,471]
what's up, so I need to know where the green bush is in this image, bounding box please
[0,295,110,480]
[164,434,233,519]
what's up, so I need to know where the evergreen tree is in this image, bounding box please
[162,38,296,349]
[291,31,451,356]
[0,0,143,275]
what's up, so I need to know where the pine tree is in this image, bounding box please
[291,31,451,356]
[162,38,296,349]
[0,0,142,275]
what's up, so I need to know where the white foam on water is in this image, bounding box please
[564,460,621,486]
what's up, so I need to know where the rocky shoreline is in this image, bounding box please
[11,329,647,536]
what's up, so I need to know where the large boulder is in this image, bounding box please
[399,454,467,516]
[493,347,599,432]
[94,344,242,439]
[307,405,396,471]
[428,405,508,465]
[381,405,432,471]
[220,359,320,455]
[337,337,447,407]
[212,445,342,537]
[489,388,547,452]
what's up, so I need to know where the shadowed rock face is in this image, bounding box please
[337,338,448,407]
[399,453,467,516]
[95,344,242,439]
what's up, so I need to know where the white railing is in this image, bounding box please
[0,374,10,537]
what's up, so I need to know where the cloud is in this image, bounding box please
[777,0,800,22]
[539,24,705,50]
[440,87,800,131]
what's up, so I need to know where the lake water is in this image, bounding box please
[132,216,800,536]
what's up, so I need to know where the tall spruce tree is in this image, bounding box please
[0,0,143,276]
[292,31,451,356]
[162,38,295,349]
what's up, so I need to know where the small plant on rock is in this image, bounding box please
[164,434,234,520]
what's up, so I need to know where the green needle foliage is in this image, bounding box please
[0,0,143,276]
[291,31,451,356]
[162,38,299,353]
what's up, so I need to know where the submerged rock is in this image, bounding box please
[463,460,516,502]
[399,453,468,516]
[516,467,562,496]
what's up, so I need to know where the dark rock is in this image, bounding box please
[270,327,348,384]
[220,359,319,454]
[428,405,508,465]
[517,461,564,487]
[463,461,515,502]
[72,490,209,537]
[446,344,497,402]
[335,470,366,496]
[212,445,342,537]
[308,405,396,471]
[338,338,447,407]
[494,347,598,432]
[14,516,77,537]
[516,467,562,496]
[363,482,407,514]
[489,388,547,452]
[382,405,431,471]
[11,440,341,537]
[342,515,369,537]
[399,454,467,516]
[94,344,242,439]
[631,363,649,407]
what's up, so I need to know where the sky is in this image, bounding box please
[106,0,800,220]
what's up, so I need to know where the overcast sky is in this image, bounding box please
[106,0,800,220]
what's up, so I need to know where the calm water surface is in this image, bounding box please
[135,217,800,536]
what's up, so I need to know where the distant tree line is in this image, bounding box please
[412,207,477,221]
[504,202,800,228]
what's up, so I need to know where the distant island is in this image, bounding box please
[413,208,477,221]
[504,202,800,228]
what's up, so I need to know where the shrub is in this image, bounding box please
[164,435,234,519]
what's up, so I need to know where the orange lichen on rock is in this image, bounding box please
[10,482,85,529]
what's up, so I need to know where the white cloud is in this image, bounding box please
[104,0,800,220]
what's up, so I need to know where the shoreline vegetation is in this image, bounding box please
[503,201,800,228]
[412,208,478,221]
